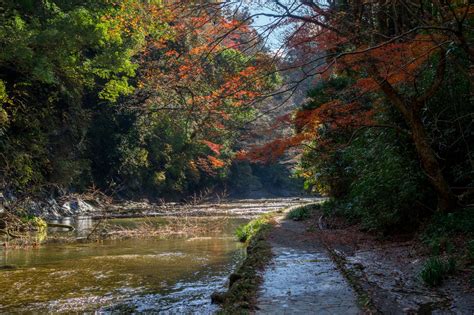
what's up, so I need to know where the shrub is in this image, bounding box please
[220,216,273,313]
[235,214,273,243]
[31,217,47,233]
[422,207,474,257]
[343,130,430,233]
[420,257,456,287]
[299,125,431,233]
[286,204,319,221]
[424,207,474,238]
[425,236,454,256]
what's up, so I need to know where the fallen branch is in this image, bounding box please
[0,228,22,239]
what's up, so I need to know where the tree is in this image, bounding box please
[241,0,474,211]
[0,0,171,191]
[90,1,281,196]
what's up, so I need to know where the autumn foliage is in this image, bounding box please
[238,1,473,212]
[133,2,279,175]
[0,0,281,197]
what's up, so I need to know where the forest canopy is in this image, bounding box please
[0,0,284,198]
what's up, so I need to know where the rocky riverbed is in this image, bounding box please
[0,190,317,220]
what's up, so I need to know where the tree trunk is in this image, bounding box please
[368,64,458,212]
[407,109,458,212]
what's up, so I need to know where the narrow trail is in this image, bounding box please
[256,217,360,315]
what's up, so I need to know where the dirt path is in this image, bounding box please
[256,217,360,315]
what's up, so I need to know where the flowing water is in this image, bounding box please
[0,198,316,313]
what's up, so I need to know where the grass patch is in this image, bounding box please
[421,206,474,279]
[420,256,456,287]
[235,213,274,243]
[218,213,275,314]
[286,203,320,221]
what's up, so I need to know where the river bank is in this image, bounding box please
[1,195,317,246]
[0,191,316,220]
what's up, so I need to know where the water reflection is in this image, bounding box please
[49,216,94,237]
[75,216,94,237]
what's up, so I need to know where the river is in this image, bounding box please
[0,198,315,313]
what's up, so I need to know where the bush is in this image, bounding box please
[343,129,430,232]
[424,236,455,256]
[286,204,319,221]
[424,207,474,238]
[235,214,273,242]
[420,257,456,287]
[299,114,431,233]
[422,207,474,257]
[220,216,273,313]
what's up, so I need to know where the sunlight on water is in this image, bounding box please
[0,198,319,313]
[0,220,245,313]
